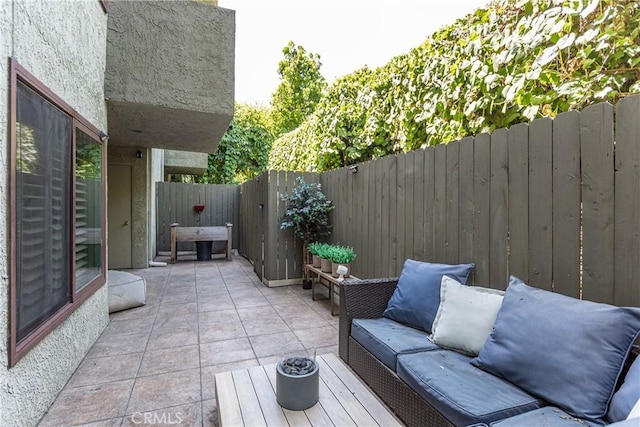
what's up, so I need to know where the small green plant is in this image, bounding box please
[314,243,332,259]
[308,242,323,256]
[325,245,356,264]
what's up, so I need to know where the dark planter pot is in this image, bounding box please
[302,279,313,290]
[276,358,319,410]
[195,241,212,261]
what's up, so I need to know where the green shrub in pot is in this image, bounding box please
[326,245,356,264]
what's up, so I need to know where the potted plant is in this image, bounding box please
[315,243,333,273]
[280,177,334,288]
[326,245,356,278]
[308,242,323,268]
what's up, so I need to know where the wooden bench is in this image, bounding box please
[170,223,233,263]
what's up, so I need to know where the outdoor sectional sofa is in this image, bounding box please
[338,259,640,427]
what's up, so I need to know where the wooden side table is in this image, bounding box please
[304,264,358,316]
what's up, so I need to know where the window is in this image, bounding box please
[9,59,106,367]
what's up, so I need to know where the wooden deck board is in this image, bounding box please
[216,354,400,427]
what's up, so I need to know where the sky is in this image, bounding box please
[217,0,491,105]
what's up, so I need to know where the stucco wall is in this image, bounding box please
[105,1,235,152]
[0,1,109,426]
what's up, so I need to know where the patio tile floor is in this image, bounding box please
[39,255,338,427]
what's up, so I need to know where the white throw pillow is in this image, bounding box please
[628,398,640,420]
[430,276,504,356]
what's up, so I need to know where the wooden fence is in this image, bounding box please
[236,97,639,306]
[156,182,240,252]
[239,171,319,285]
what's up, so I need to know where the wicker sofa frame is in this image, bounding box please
[338,277,454,427]
[337,277,639,427]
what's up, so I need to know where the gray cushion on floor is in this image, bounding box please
[489,407,601,427]
[107,270,146,313]
[351,317,440,371]
[397,350,544,426]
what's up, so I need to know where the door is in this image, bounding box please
[108,164,132,269]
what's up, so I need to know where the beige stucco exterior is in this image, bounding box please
[0,0,234,423]
[104,1,235,153]
[0,1,110,425]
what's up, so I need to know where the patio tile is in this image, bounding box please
[103,317,155,337]
[138,345,200,377]
[126,369,201,415]
[283,313,332,331]
[293,325,339,349]
[39,380,134,426]
[231,296,271,309]
[202,399,218,427]
[68,353,143,387]
[109,303,158,321]
[75,417,123,426]
[87,331,150,359]
[198,309,240,326]
[249,331,299,358]
[201,359,259,400]
[199,321,247,343]
[200,338,255,366]
[43,257,339,426]
[242,317,290,337]
[122,401,201,426]
[147,327,199,351]
[153,312,198,332]
[197,299,236,313]
[160,292,197,306]
[229,288,263,299]
[236,305,279,321]
[156,302,198,318]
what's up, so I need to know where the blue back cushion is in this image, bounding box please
[472,276,640,423]
[383,259,474,333]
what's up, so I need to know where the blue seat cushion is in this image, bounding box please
[351,317,439,371]
[489,407,600,427]
[472,276,640,423]
[397,350,544,426]
[383,259,475,333]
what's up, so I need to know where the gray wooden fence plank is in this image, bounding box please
[528,118,553,290]
[434,144,447,263]
[396,153,407,272]
[423,148,435,263]
[614,95,640,307]
[459,137,474,267]
[445,140,460,265]
[490,129,509,289]
[374,159,384,277]
[382,156,396,276]
[412,150,426,263]
[581,103,615,304]
[404,151,416,273]
[507,123,529,283]
[361,161,372,278]
[552,110,581,298]
[473,133,491,286]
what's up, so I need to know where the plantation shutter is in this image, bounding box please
[16,81,72,342]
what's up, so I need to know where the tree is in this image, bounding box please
[199,103,273,184]
[269,41,327,136]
